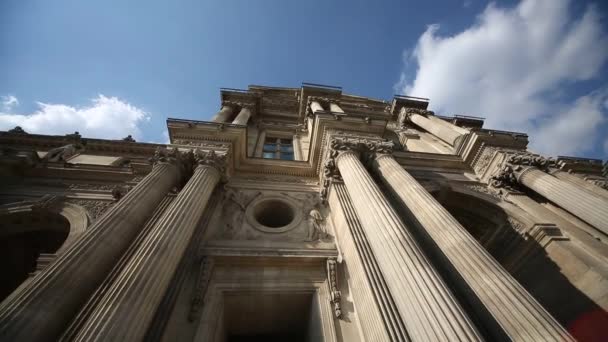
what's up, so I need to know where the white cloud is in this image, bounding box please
[397,0,608,157]
[0,95,149,140]
[1,95,19,111]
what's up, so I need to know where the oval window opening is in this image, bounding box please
[253,200,295,228]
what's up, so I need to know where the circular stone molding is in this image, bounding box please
[245,195,303,233]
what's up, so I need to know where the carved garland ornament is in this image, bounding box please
[327,258,342,319]
[188,256,214,322]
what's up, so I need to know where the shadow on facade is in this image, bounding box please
[381,180,608,341]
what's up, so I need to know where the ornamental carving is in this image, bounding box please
[31,195,65,211]
[194,149,229,176]
[188,256,214,322]
[464,184,502,201]
[507,153,554,170]
[490,152,554,190]
[472,145,498,176]
[320,136,394,203]
[489,165,518,190]
[67,199,114,221]
[148,147,182,166]
[398,107,435,128]
[306,209,330,241]
[327,258,342,319]
[42,144,85,163]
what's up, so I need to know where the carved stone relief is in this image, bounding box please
[209,188,331,242]
[66,199,114,221]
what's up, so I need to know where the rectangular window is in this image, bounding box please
[262,137,294,160]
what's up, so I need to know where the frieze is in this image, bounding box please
[472,145,498,176]
[172,139,231,149]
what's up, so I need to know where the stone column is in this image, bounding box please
[310,100,324,113]
[551,169,608,201]
[293,134,303,161]
[428,115,469,135]
[332,146,482,341]
[254,130,267,158]
[0,148,183,342]
[402,108,464,147]
[515,167,608,235]
[211,105,234,123]
[231,106,252,125]
[329,102,344,113]
[373,154,573,341]
[74,150,225,341]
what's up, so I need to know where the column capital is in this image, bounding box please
[320,136,394,203]
[398,107,435,128]
[490,152,555,190]
[149,147,188,167]
[194,149,229,180]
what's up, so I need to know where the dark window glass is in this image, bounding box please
[262,137,294,160]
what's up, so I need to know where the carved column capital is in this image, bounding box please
[398,107,435,128]
[148,147,182,166]
[320,136,394,203]
[194,149,229,180]
[490,152,554,191]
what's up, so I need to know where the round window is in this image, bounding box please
[246,196,302,233]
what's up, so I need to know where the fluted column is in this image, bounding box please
[211,105,234,123]
[373,154,573,341]
[74,150,225,341]
[551,169,608,201]
[334,150,481,341]
[408,113,463,146]
[329,102,344,113]
[427,115,469,135]
[0,149,183,342]
[231,106,252,125]
[518,167,608,235]
[293,134,303,161]
[310,100,324,113]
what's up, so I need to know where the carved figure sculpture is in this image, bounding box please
[42,144,84,162]
[307,209,329,241]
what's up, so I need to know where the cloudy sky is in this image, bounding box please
[1,0,607,158]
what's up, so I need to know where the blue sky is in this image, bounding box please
[1,0,607,159]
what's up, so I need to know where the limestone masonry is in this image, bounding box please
[1,83,607,341]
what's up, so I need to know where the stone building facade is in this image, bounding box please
[0,83,607,341]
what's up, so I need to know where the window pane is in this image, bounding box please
[280,153,294,160]
[263,143,276,151]
[280,145,293,152]
[265,137,278,143]
[263,152,275,159]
